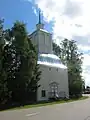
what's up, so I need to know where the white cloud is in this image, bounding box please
[32,6,38,16]
[27,0,90,86]
[78,45,90,51]
[82,54,90,85]
[83,54,90,66]
[33,0,90,40]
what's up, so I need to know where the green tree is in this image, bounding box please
[53,39,84,97]
[0,19,10,103]
[53,42,61,57]
[60,39,83,97]
[3,21,41,103]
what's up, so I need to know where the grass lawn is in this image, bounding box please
[2,96,88,111]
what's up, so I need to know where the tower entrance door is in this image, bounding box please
[49,82,59,98]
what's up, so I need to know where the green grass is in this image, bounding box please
[2,96,89,111]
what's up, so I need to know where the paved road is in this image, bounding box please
[0,97,90,120]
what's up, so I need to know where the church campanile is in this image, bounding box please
[29,10,52,54]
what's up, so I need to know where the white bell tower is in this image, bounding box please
[29,10,52,54]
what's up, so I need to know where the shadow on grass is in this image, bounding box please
[0,96,89,112]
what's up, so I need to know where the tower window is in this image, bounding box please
[41,90,46,97]
[49,67,51,71]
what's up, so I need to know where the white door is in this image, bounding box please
[50,82,58,97]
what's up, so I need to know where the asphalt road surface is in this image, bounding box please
[0,97,90,120]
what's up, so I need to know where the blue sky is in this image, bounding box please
[0,0,52,33]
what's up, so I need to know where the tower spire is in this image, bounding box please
[36,9,44,30]
[39,9,41,24]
